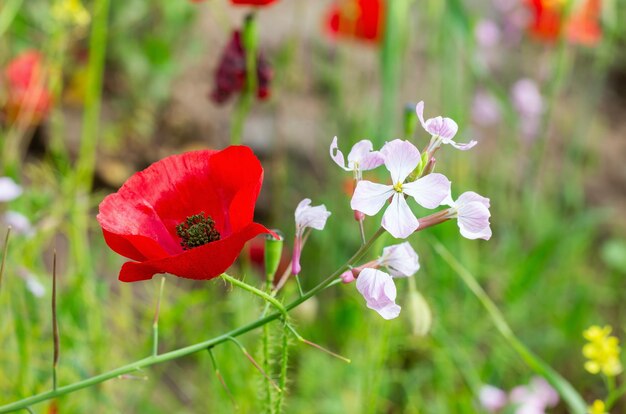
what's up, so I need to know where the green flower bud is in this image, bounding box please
[264,230,283,283]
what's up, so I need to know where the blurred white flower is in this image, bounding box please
[0,177,22,202]
[479,384,508,413]
[4,211,34,237]
[472,90,501,127]
[292,198,331,275]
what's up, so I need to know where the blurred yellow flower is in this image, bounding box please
[587,400,608,414]
[583,325,623,377]
[52,0,90,28]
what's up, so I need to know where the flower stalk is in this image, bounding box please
[52,251,59,392]
[152,276,166,357]
[0,227,11,293]
[0,228,385,413]
[231,13,258,145]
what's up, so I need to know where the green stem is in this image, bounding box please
[0,227,11,294]
[431,240,587,414]
[230,13,258,145]
[152,277,166,357]
[275,322,289,414]
[0,228,386,413]
[0,0,23,39]
[75,0,110,192]
[221,273,286,316]
[605,379,626,410]
[294,275,304,297]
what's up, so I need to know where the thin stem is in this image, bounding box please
[231,13,258,145]
[605,379,626,410]
[358,219,366,245]
[0,228,386,413]
[52,251,59,392]
[0,227,11,293]
[431,240,587,414]
[225,336,280,393]
[152,276,166,357]
[286,324,350,363]
[221,273,286,316]
[294,275,304,297]
[207,347,237,409]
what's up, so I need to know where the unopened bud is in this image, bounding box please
[340,270,356,284]
[421,157,436,176]
[406,288,432,337]
[354,210,365,222]
[264,230,283,283]
[404,103,419,138]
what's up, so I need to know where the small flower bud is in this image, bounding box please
[421,157,436,176]
[354,210,365,222]
[406,288,431,337]
[340,269,356,284]
[264,230,283,283]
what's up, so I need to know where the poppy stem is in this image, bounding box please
[221,273,286,317]
[152,276,166,357]
[0,226,11,294]
[231,12,258,145]
[0,228,387,413]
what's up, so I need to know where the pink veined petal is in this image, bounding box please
[351,181,393,216]
[381,139,421,184]
[382,193,419,239]
[378,242,420,278]
[424,116,459,140]
[450,139,478,150]
[359,151,385,171]
[457,201,491,240]
[356,269,401,320]
[402,173,451,209]
[330,136,350,171]
[416,101,428,130]
[456,191,490,209]
[347,140,374,166]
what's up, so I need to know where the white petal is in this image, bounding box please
[382,194,419,239]
[3,211,34,236]
[378,242,420,277]
[347,140,374,165]
[457,201,491,240]
[478,385,508,413]
[329,136,350,171]
[351,181,393,216]
[416,101,428,130]
[381,139,421,184]
[456,191,490,209]
[356,269,401,320]
[295,198,331,231]
[0,177,23,202]
[403,173,451,209]
[450,139,478,150]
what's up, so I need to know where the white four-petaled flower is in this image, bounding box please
[351,139,451,239]
[0,177,23,202]
[416,101,477,151]
[356,268,401,320]
[330,136,384,179]
[292,198,331,275]
[445,191,492,240]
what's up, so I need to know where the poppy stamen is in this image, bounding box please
[176,212,221,250]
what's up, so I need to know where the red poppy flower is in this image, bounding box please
[211,30,273,104]
[2,50,52,124]
[97,146,274,282]
[525,0,601,45]
[231,0,278,5]
[326,0,385,43]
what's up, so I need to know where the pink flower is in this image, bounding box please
[330,136,384,179]
[509,377,559,414]
[416,101,477,151]
[479,384,508,413]
[472,90,501,127]
[351,139,451,239]
[475,20,501,48]
[356,268,401,320]
[292,199,331,275]
[511,78,544,140]
[378,242,420,277]
[445,191,492,240]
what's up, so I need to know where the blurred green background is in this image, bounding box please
[1,0,625,412]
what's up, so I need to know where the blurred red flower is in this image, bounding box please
[98,146,274,282]
[326,0,385,43]
[211,30,273,104]
[231,0,278,5]
[526,0,602,45]
[2,50,53,125]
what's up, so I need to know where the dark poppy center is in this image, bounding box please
[176,212,221,250]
